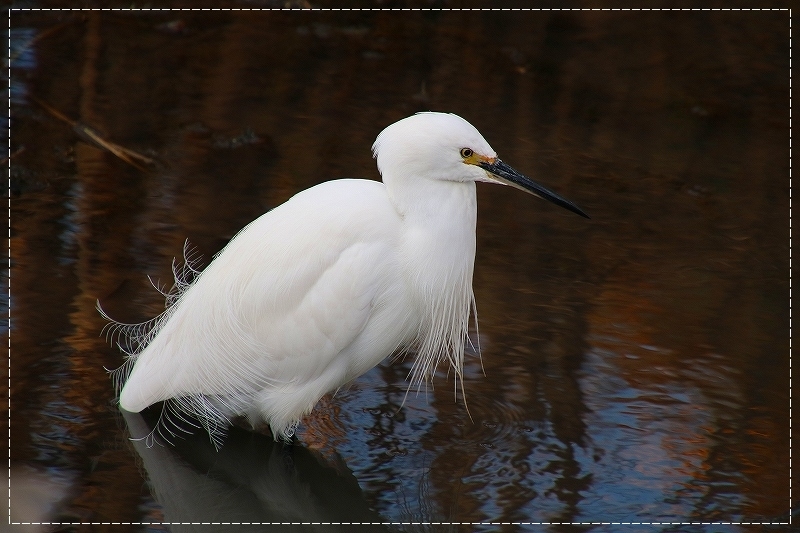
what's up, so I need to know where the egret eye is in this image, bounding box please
[460,148,473,159]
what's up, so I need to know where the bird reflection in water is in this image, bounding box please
[122,409,391,531]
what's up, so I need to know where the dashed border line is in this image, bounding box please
[790,5,794,524]
[10,523,800,527]
[5,5,10,530]
[2,7,794,10]
[5,6,793,528]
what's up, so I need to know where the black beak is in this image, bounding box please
[478,159,589,219]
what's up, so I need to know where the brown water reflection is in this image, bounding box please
[9,7,790,531]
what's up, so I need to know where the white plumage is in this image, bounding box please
[101,112,587,446]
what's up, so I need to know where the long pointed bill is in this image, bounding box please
[478,159,590,219]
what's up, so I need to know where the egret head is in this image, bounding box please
[373,112,495,184]
[373,112,589,218]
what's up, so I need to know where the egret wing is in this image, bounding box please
[118,180,404,426]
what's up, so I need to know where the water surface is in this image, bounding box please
[8,7,791,531]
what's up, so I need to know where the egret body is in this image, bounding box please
[103,112,587,445]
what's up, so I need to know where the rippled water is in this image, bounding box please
[8,7,791,532]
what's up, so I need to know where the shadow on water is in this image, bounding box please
[120,410,391,532]
[8,5,791,531]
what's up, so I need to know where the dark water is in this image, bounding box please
[7,6,792,532]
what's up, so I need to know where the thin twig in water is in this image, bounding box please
[1,147,26,166]
[29,95,155,171]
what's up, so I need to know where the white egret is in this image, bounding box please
[101,112,588,447]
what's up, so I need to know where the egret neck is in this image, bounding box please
[388,176,478,392]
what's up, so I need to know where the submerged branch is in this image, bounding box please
[29,95,155,171]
